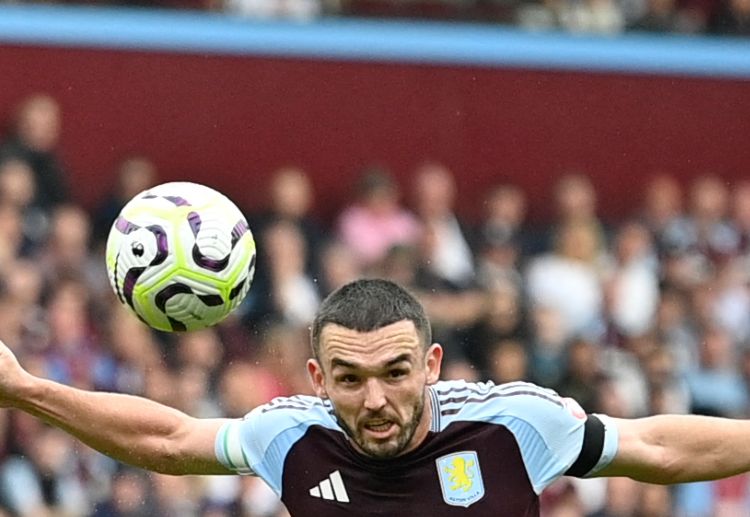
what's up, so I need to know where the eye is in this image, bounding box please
[337,374,360,385]
[388,369,408,380]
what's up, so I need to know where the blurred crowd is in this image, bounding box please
[2,92,750,517]
[3,0,750,36]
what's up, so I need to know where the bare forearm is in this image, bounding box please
[606,415,750,484]
[16,375,228,475]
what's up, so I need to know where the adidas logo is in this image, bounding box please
[308,470,350,503]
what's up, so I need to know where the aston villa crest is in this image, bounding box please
[436,451,485,507]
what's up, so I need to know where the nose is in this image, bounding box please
[363,378,387,411]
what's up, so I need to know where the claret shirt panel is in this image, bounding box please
[215,380,619,516]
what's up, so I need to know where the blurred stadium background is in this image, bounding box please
[0,1,749,515]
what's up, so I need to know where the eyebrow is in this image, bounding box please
[330,353,412,371]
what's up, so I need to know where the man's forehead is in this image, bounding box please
[319,320,422,364]
[320,319,419,341]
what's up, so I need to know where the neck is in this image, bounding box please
[400,387,434,455]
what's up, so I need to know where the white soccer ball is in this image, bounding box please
[105,181,256,332]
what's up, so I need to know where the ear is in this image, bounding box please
[424,343,443,384]
[307,358,328,399]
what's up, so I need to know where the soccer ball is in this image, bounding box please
[105,181,256,332]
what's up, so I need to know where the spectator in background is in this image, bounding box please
[90,467,154,517]
[242,220,320,329]
[256,323,313,396]
[475,181,531,254]
[465,282,527,376]
[0,94,69,214]
[38,204,90,280]
[526,305,569,387]
[172,365,223,419]
[36,204,108,303]
[368,239,487,378]
[486,338,529,384]
[410,161,475,289]
[710,257,750,343]
[370,242,485,375]
[39,278,105,391]
[559,0,625,33]
[628,0,698,31]
[91,155,158,245]
[223,0,322,20]
[472,184,528,301]
[0,202,25,277]
[685,326,748,417]
[217,360,284,418]
[170,329,225,418]
[479,184,528,244]
[605,476,672,517]
[250,166,326,288]
[551,172,607,251]
[689,277,725,332]
[642,345,691,415]
[0,157,48,253]
[709,0,750,34]
[337,167,420,269]
[474,229,524,294]
[640,173,685,253]
[740,347,750,402]
[0,259,46,364]
[655,288,700,374]
[662,174,738,275]
[526,220,605,340]
[0,426,89,517]
[674,329,750,517]
[603,221,660,340]
[141,364,181,413]
[149,473,203,517]
[243,167,325,332]
[554,337,603,412]
[375,244,422,288]
[515,0,625,33]
[101,305,164,395]
[689,175,738,260]
[0,158,35,211]
[730,179,750,256]
[317,239,363,296]
[659,176,733,298]
[174,328,224,374]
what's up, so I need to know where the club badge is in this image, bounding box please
[436,451,485,507]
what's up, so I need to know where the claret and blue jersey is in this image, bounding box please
[215,380,619,516]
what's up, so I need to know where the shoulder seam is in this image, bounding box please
[436,383,563,418]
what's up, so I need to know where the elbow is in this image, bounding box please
[642,447,690,485]
[124,438,184,475]
[123,415,226,476]
[623,443,684,485]
[150,462,191,476]
[130,421,195,475]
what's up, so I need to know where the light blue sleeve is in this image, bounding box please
[441,382,618,494]
[214,396,339,495]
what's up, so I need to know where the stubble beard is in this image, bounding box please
[335,396,425,460]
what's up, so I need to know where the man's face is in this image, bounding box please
[307,320,442,459]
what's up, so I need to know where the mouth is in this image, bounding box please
[362,419,397,439]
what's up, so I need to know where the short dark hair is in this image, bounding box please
[311,279,432,359]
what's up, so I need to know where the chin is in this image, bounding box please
[358,434,411,459]
[361,443,402,459]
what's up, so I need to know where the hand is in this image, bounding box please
[0,340,32,408]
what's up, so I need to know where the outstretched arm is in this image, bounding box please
[596,415,750,484]
[0,341,233,476]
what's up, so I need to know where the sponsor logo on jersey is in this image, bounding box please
[436,451,485,507]
[308,470,350,503]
